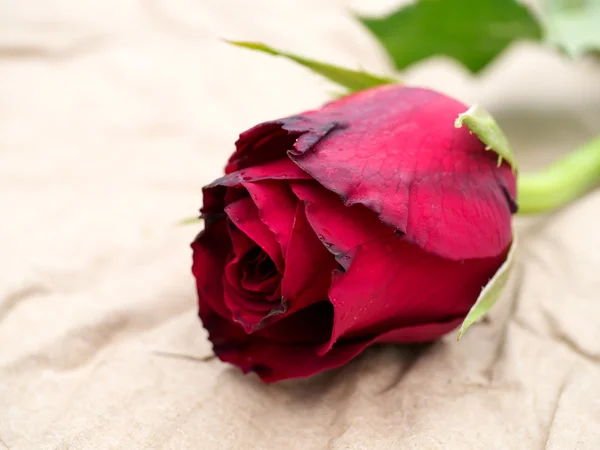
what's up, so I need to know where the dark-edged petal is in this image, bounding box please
[285,86,515,261]
[226,122,298,174]
[191,218,233,321]
[202,158,311,218]
[291,182,393,271]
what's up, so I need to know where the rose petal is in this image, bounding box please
[240,250,279,294]
[291,182,393,270]
[202,158,311,218]
[226,122,297,174]
[318,232,508,354]
[225,197,284,272]
[191,218,232,321]
[223,224,285,333]
[243,181,297,253]
[281,202,337,314]
[224,226,276,312]
[223,275,278,334]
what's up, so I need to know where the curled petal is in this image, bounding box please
[223,225,280,331]
[291,182,392,270]
[226,122,298,174]
[244,181,297,253]
[202,158,310,217]
[224,197,283,272]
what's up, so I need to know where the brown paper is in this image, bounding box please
[2,0,600,448]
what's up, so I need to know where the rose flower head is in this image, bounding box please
[192,85,517,382]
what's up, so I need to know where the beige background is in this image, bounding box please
[2,0,600,448]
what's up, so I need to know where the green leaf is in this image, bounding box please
[455,105,518,172]
[177,216,202,226]
[358,0,543,74]
[544,0,600,58]
[225,40,397,93]
[457,236,517,339]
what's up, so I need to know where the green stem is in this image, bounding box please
[517,135,600,214]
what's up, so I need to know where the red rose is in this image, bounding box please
[192,85,516,382]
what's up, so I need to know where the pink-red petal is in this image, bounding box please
[284,86,516,261]
[225,197,284,272]
[281,202,337,314]
[201,158,310,218]
[191,218,233,321]
[223,220,285,333]
[226,122,297,174]
[291,182,393,270]
[319,233,508,354]
[243,181,297,254]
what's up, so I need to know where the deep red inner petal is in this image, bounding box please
[225,196,284,272]
[191,218,233,321]
[243,181,297,254]
[222,221,286,332]
[280,202,337,314]
[226,121,299,173]
[240,247,280,294]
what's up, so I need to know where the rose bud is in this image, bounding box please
[192,85,517,382]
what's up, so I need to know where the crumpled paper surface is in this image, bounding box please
[2,0,600,448]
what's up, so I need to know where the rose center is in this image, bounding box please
[240,246,279,294]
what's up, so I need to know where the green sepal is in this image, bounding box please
[455,105,518,172]
[457,236,517,339]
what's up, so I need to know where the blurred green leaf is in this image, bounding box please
[358,0,543,73]
[226,40,398,93]
[458,236,517,339]
[545,0,600,58]
[455,105,517,172]
[177,216,202,226]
